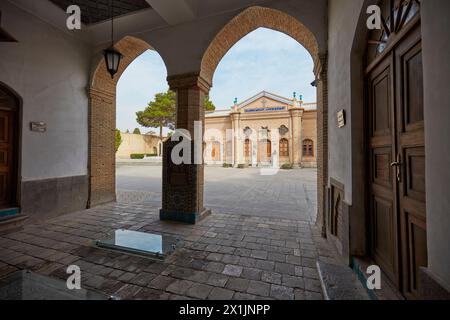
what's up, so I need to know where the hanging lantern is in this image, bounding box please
[103,0,122,79]
[104,46,123,79]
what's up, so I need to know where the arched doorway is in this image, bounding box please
[258,139,272,164]
[211,141,221,162]
[200,6,327,226]
[302,139,314,158]
[244,139,251,164]
[88,36,163,207]
[365,0,425,299]
[0,83,19,209]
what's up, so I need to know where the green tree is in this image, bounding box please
[136,90,176,140]
[133,128,141,134]
[115,129,122,153]
[136,90,216,139]
[205,95,216,111]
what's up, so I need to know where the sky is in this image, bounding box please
[116,28,316,134]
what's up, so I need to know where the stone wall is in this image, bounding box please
[116,133,162,158]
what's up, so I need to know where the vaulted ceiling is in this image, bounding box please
[49,0,151,25]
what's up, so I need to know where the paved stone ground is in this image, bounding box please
[0,202,339,300]
[117,166,317,221]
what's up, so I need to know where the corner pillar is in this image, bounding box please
[290,108,303,167]
[159,73,211,224]
[315,53,328,236]
[88,87,116,207]
[231,112,241,166]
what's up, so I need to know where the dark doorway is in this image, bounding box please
[0,84,19,209]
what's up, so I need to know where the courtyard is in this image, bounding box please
[1,0,448,303]
[0,167,336,300]
[117,166,318,221]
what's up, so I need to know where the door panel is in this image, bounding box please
[372,195,396,276]
[368,55,399,285]
[396,25,427,299]
[0,86,18,209]
[211,142,220,161]
[244,139,251,163]
[0,110,15,207]
[406,214,427,296]
[258,140,271,163]
[366,1,425,299]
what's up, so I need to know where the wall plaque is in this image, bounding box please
[30,122,47,132]
[337,110,346,128]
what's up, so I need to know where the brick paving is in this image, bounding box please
[117,166,318,221]
[0,203,339,300]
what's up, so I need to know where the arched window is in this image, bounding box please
[279,138,289,157]
[303,139,314,157]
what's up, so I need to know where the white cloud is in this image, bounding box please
[116,28,316,132]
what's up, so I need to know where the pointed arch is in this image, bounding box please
[200,6,320,85]
[90,36,154,92]
[200,6,327,229]
[88,36,164,207]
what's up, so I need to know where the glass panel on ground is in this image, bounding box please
[95,229,178,259]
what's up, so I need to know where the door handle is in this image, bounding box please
[390,153,402,182]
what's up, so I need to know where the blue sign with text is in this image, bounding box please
[244,106,286,113]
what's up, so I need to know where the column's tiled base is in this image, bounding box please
[160,208,211,224]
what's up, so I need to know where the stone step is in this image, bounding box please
[316,261,372,300]
[0,214,29,235]
[0,207,20,218]
[351,257,404,300]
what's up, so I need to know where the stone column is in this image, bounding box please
[290,108,303,167]
[289,116,294,165]
[205,142,212,163]
[252,139,258,167]
[160,73,211,224]
[231,112,241,167]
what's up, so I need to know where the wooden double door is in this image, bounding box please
[258,139,271,163]
[0,86,18,209]
[367,23,426,298]
[211,142,221,161]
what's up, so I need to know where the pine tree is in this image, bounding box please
[136,90,216,139]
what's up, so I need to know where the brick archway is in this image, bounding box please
[200,6,320,85]
[88,36,154,207]
[200,6,328,228]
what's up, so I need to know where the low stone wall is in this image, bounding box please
[116,133,162,158]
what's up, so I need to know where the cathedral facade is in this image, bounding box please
[205,91,317,168]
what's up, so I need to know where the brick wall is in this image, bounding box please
[88,37,151,207]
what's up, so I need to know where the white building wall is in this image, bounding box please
[0,0,91,181]
[421,0,450,290]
